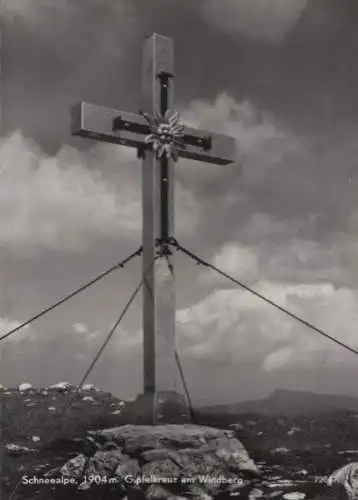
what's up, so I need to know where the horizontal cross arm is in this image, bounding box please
[181,126,236,165]
[71,102,148,149]
[71,102,237,165]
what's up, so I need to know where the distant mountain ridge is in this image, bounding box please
[199,389,358,417]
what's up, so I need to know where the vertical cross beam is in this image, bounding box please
[139,34,188,423]
[70,32,236,424]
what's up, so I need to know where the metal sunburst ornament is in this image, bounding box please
[143,109,185,162]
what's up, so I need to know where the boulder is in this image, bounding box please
[90,424,255,458]
[141,448,182,463]
[18,383,33,392]
[60,453,87,480]
[173,449,226,476]
[146,484,174,499]
[249,488,264,499]
[82,396,95,402]
[48,381,72,392]
[115,457,141,477]
[85,449,125,476]
[5,443,37,456]
[185,484,213,499]
[213,436,257,472]
[56,424,257,498]
[142,458,181,478]
[81,384,96,391]
[282,493,306,500]
[328,462,358,499]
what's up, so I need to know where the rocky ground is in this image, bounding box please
[1,383,356,499]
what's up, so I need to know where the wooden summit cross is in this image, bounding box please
[71,34,236,423]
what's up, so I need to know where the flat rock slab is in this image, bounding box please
[91,425,256,469]
[55,424,258,499]
[89,424,248,450]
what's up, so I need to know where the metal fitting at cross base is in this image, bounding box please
[155,237,173,257]
[167,237,179,248]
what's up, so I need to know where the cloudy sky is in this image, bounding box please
[1,0,358,406]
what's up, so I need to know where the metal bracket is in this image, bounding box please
[156,246,173,257]
[155,237,173,257]
[200,136,212,151]
[112,115,149,135]
[156,71,174,82]
[183,133,212,152]
[112,115,126,132]
[137,145,146,159]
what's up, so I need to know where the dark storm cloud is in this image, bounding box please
[201,0,308,43]
[1,0,138,150]
[2,0,358,151]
